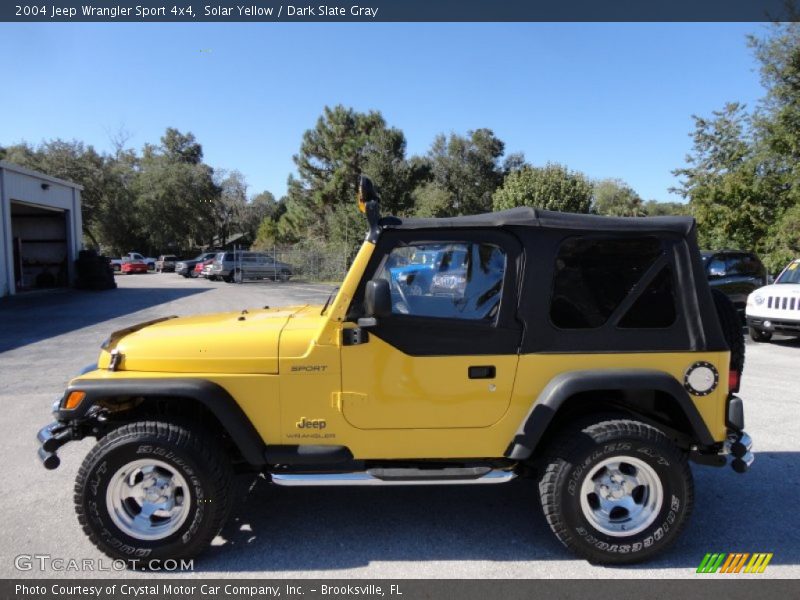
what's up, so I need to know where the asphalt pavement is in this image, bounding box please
[1,273,797,579]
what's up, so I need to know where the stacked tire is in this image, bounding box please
[75,250,117,291]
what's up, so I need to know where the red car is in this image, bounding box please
[119,259,148,274]
[193,258,214,277]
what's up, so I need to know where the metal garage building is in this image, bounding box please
[0,161,83,297]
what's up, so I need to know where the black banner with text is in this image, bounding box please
[2,0,798,23]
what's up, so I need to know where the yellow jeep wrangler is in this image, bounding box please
[38,177,751,565]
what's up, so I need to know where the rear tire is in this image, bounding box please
[749,327,772,342]
[74,421,233,564]
[539,418,693,564]
[279,269,291,282]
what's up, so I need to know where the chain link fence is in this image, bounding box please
[244,242,358,283]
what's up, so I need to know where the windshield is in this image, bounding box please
[776,261,800,284]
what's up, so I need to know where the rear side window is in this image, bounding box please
[617,267,677,329]
[550,237,668,329]
[727,254,762,277]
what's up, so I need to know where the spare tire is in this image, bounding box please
[711,289,745,386]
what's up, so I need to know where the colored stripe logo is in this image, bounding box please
[697,553,773,574]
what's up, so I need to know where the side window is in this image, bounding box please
[726,255,745,276]
[729,254,761,277]
[375,241,506,321]
[550,236,664,329]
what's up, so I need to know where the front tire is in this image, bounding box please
[539,418,693,564]
[74,421,233,564]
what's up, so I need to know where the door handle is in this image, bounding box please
[468,365,496,379]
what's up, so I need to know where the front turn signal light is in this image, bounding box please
[63,391,86,410]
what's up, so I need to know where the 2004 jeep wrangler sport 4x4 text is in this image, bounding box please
[38,176,752,565]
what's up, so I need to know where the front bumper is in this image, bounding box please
[747,315,800,335]
[36,421,72,470]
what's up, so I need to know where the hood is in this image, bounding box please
[750,283,800,297]
[108,306,309,374]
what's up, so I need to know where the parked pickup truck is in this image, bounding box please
[110,253,157,272]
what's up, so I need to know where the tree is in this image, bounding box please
[279,105,419,242]
[593,179,645,216]
[134,129,219,251]
[412,182,452,218]
[642,200,691,216]
[213,170,248,247]
[424,128,507,215]
[243,191,280,244]
[673,25,800,268]
[159,128,203,164]
[761,203,800,272]
[671,103,780,251]
[492,163,593,213]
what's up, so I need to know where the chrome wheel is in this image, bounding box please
[106,459,191,541]
[579,455,663,537]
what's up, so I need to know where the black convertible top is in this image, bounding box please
[379,207,695,236]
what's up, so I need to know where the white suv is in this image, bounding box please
[746,258,800,341]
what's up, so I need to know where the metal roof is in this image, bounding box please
[0,160,84,190]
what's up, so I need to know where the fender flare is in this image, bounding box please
[58,378,266,466]
[504,369,715,460]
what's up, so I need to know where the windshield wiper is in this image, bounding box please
[321,286,340,315]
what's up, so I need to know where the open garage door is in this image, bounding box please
[11,201,69,291]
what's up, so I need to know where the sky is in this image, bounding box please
[0,22,770,203]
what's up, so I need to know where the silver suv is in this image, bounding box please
[208,251,293,283]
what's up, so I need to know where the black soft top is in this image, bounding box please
[380,207,694,236]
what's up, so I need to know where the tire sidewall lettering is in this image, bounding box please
[562,436,687,557]
[82,440,209,557]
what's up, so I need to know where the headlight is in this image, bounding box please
[754,294,764,305]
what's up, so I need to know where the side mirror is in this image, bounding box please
[364,279,391,319]
[357,175,382,242]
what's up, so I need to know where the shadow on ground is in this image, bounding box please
[193,451,799,573]
[0,286,209,353]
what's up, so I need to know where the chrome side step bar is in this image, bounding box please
[271,468,516,487]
